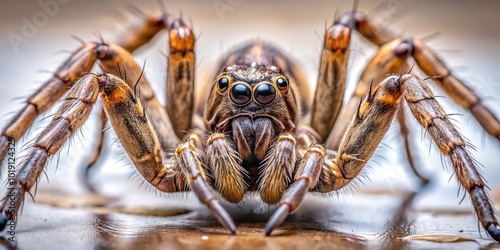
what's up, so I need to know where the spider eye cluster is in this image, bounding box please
[216,74,289,106]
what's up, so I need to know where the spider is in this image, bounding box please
[0,3,499,242]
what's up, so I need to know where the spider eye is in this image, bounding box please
[254,83,276,105]
[230,83,252,105]
[276,77,288,92]
[217,76,230,92]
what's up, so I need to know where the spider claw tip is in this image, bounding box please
[0,213,8,232]
[265,205,290,236]
[487,222,500,242]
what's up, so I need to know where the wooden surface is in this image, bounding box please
[8,182,500,250]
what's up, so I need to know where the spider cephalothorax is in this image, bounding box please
[200,62,300,204]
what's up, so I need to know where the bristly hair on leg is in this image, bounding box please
[133,60,147,98]
[158,0,169,20]
[122,65,127,83]
[331,8,339,27]
[126,3,148,19]
[419,31,442,43]
[51,49,75,56]
[93,32,106,46]
[423,75,442,81]
[356,97,364,121]
[407,63,416,75]
[352,0,359,14]
[367,79,375,102]
[95,61,108,76]
[116,62,123,81]
[70,34,86,46]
